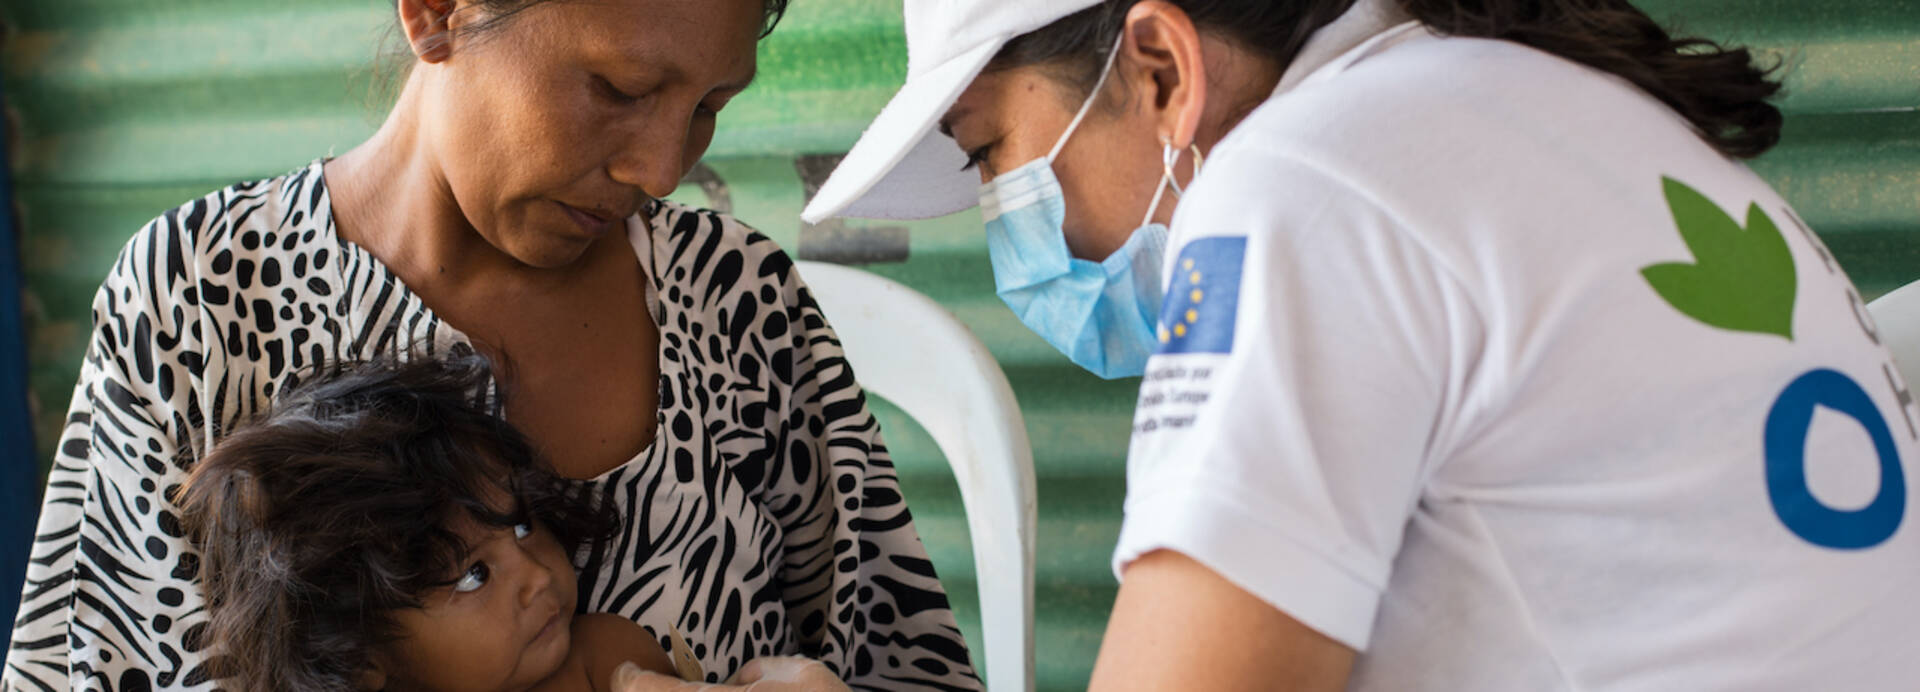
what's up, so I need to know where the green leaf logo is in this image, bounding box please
[1641,177,1797,340]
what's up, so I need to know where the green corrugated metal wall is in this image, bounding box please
[5,1,1917,689]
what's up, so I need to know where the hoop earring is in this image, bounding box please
[1160,136,1206,197]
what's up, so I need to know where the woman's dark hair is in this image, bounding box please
[371,0,791,100]
[992,0,1783,159]
[447,0,791,41]
[178,352,618,691]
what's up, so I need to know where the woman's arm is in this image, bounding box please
[3,358,104,689]
[1089,550,1355,691]
[757,252,981,691]
[4,213,206,690]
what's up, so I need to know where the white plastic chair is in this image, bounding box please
[1868,280,1920,388]
[796,260,1037,692]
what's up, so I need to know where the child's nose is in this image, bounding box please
[516,550,556,607]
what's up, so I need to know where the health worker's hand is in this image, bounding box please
[611,657,852,692]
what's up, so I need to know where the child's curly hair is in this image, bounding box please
[178,352,618,691]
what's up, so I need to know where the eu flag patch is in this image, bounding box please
[1157,237,1247,355]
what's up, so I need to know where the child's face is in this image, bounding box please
[383,511,580,692]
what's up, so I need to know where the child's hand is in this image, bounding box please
[611,657,851,692]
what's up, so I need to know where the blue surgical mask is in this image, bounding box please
[979,35,1185,379]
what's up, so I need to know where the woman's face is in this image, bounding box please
[384,515,579,691]
[943,66,1169,261]
[422,0,763,269]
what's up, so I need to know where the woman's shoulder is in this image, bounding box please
[95,160,347,396]
[645,199,803,301]
[112,161,336,291]
[647,199,787,258]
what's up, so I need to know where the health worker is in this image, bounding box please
[802,0,1920,689]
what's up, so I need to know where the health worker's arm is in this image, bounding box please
[1090,550,1355,691]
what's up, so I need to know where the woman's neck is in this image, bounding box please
[324,74,536,298]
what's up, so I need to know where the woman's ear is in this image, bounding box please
[1121,1,1208,149]
[397,0,458,64]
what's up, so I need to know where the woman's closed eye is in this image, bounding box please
[594,75,643,105]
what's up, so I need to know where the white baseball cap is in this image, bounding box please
[799,0,1106,224]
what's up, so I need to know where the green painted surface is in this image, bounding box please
[5,1,1918,689]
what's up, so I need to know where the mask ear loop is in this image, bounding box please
[1142,138,1205,226]
[1048,31,1128,163]
[1160,137,1207,197]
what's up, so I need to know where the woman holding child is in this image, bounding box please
[3,0,978,689]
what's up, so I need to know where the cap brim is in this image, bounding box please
[801,38,1005,224]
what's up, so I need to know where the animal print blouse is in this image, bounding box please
[3,162,980,691]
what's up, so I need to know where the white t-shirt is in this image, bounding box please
[1116,22,1920,691]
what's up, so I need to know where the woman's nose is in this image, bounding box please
[608,117,693,199]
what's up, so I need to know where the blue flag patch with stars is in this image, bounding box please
[1157,236,1247,355]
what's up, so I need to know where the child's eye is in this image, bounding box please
[453,563,490,593]
[513,522,533,540]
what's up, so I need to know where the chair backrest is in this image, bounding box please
[1868,280,1920,389]
[796,260,1037,692]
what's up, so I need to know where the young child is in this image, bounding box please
[179,353,676,691]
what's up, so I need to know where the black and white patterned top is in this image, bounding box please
[3,162,981,691]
